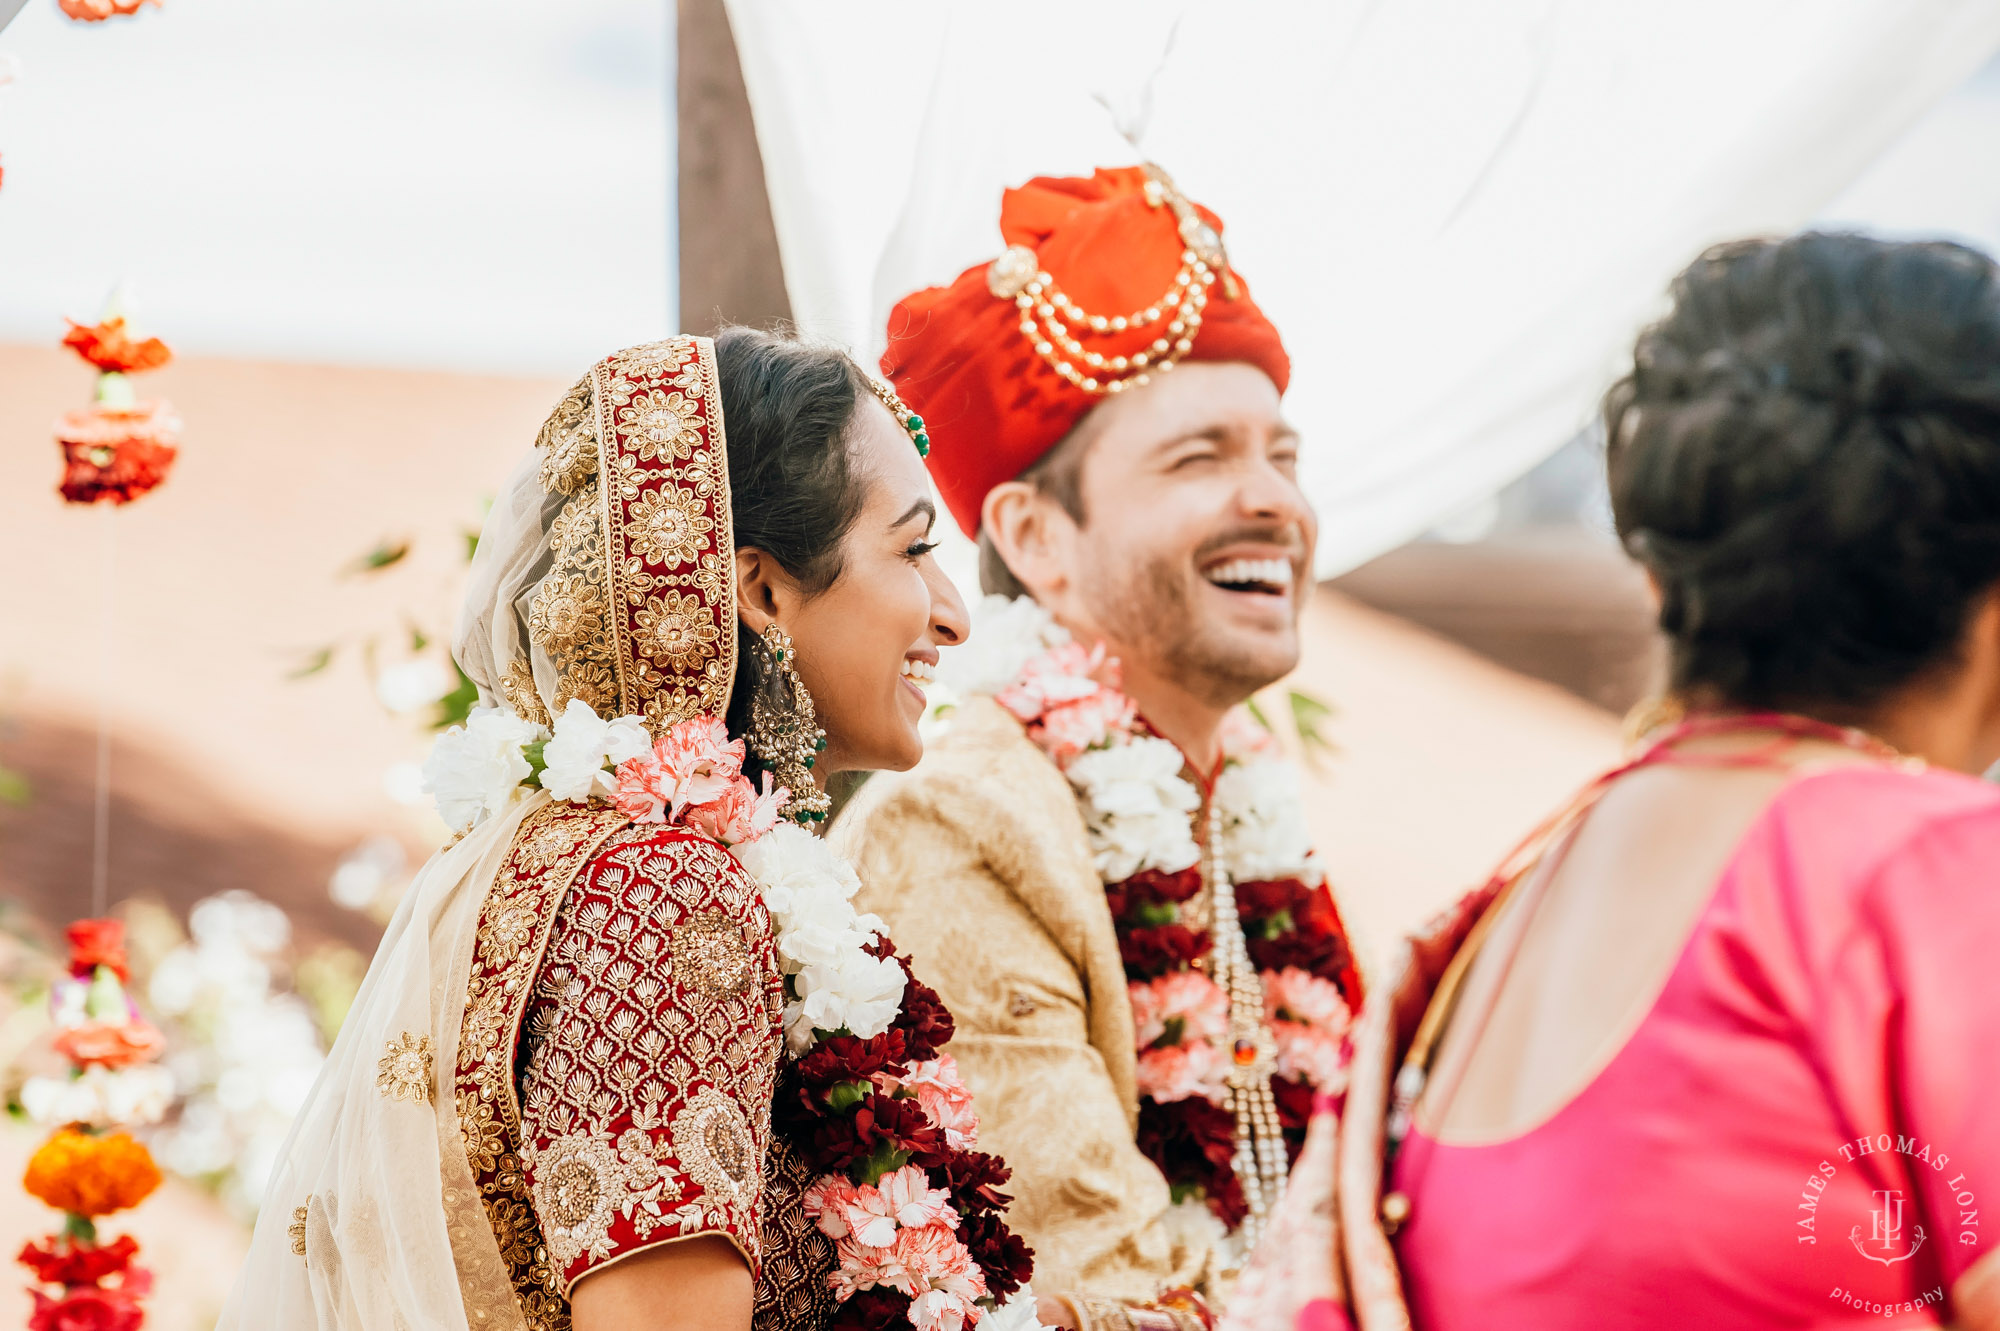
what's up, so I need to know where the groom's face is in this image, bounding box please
[1058,363,1316,707]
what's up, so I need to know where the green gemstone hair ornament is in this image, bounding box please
[866,377,932,457]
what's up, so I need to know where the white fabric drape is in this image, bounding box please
[725,0,2000,575]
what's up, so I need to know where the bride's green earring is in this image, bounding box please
[748,623,832,824]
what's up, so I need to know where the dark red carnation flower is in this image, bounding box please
[1234,878,1303,923]
[1271,1073,1314,1164]
[1121,867,1203,910]
[1138,1096,1249,1221]
[956,1209,1034,1300]
[933,1149,1014,1213]
[794,1031,908,1095]
[851,1093,945,1165]
[1118,924,1211,978]
[829,1287,914,1330]
[17,1234,139,1287]
[890,967,954,1062]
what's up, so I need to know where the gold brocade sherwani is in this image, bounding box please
[834,696,1215,1303]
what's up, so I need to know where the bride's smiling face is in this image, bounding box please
[740,396,968,775]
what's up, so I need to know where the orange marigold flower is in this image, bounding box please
[60,318,171,374]
[57,0,160,22]
[50,1021,165,1070]
[65,919,129,982]
[22,1130,161,1218]
[54,402,180,506]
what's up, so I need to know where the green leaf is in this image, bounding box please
[1288,687,1340,767]
[825,1080,871,1114]
[0,766,29,806]
[520,741,548,781]
[1244,696,1273,734]
[1134,900,1178,927]
[432,666,480,731]
[345,538,412,576]
[287,645,336,679]
[463,528,481,564]
[854,1141,913,1188]
[407,622,431,653]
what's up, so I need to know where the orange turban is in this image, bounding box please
[882,165,1291,536]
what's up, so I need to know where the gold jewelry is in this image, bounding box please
[747,623,831,824]
[864,377,930,457]
[986,163,1230,397]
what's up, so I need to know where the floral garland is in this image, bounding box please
[425,702,1046,1331]
[16,920,170,1331]
[942,597,1362,1239]
[56,316,180,507]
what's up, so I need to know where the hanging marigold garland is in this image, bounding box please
[55,315,181,506]
[16,919,170,1331]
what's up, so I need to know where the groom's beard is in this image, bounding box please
[1078,527,1305,710]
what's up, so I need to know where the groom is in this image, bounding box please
[838,166,1362,1327]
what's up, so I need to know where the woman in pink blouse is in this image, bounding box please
[1229,233,2000,1331]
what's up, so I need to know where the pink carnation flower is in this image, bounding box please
[886,1221,987,1306]
[805,1164,957,1248]
[682,771,787,847]
[1037,688,1139,763]
[1128,970,1228,1049]
[612,714,744,823]
[900,1053,980,1150]
[1134,1039,1229,1105]
[1220,705,1282,761]
[1272,1021,1350,1092]
[1262,966,1351,1034]
[996,641,1118,722]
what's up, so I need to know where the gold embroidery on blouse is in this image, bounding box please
[454,802,627,1330]
[378,1032,435,1104]
[289,1203,310,1260]
[670,1087,758,1205]
[670,912,755,1004]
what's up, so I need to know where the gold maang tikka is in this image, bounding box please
[748,623,832,824]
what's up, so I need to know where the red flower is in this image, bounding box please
[17,1234,139,1287]
[1136,1096,1247,1226]
[57,0,159,22]
[61,319,171,374]
[1270,1073,1314,1164]
[794,1031,909,1096]
[933,1149,1014,1214]
[28,1280,147,1331]
[55,402,180,506]
[884,953,953,1061]
[1118,924,1211,978]
[955,1209,1033,1300]
[65,919,129,982]
[1233,877,1304,922]
[828,1287,913,1330]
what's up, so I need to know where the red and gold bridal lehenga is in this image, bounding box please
[1224,716,2000,1331]
[219,336,1035,1331]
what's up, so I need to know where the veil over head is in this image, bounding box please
[221,335,742,1329]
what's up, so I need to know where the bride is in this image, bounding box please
[219,330,1045,1330]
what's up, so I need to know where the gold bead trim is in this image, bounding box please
[986,163,1231,397]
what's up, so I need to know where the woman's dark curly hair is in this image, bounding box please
[713,325,872,761]
[1605,232,2000,716]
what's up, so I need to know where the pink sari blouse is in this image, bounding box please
[1390,764,2000,1330]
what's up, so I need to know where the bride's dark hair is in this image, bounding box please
[713,324,873,766]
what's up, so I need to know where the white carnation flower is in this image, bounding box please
[982,1290,1057,1331]
[421,706,548,833]
[936,595,1070,699]
[1215,756,1319,882]
[794,950,907,1042]
[22,1064,175,1129]
[1067,738,1201,879]
[540,699,652,802]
